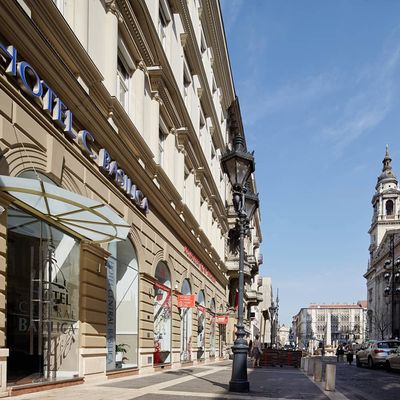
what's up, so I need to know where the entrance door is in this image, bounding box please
[7,207,80,385]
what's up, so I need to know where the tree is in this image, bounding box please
[372,309,391,340]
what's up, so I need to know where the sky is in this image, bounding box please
[220,0,400,326]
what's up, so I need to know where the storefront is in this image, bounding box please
[180,279,192,362]
[106,239,139,371]
[209,299,216,358]
[197,291,205,360]
[153,262,172,365]
[0,171,131,387]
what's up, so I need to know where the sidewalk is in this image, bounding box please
[11,361,342,400]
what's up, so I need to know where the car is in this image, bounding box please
[385,346,400,371]
[356,340,400,368]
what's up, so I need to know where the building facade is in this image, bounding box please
[0,0,262,395]
[293,302,367,351]
[365,147,400,340]
[257,276,273,346]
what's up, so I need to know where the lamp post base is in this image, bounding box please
[229,379,250,393]
[229,339,249,393]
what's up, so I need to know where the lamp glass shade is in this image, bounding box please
[244,191,259,221]
[221,150,255,190]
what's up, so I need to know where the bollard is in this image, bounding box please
[325,363,336,391]
[313,359,322,382]
[307,357,315,376]
[304,357,309,372]
[301,357,305,370]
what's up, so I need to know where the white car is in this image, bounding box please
[356,340,400,368]
[386,346,400,371]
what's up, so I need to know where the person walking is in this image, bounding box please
[346,343,354,365]
[336,344,344,363]
[248,339,253,358]
[252,334,262,368]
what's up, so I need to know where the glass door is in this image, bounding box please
[7,207,80,385]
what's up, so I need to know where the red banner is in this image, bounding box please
[216,315,228,325]
[197,304,206,313]
[177,294,195,308]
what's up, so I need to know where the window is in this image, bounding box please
[211,145,216,169]
[117,55,130,111]
[183,167,189,203]
[199,108,205,138]
[158,0,171,49]
[386,199,394,216]
[200,30,207,54]
[159,129,167,167]
[212,76,217,94]
[183,60,191,105]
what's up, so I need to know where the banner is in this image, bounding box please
[216,315,229,325]
[177,294,195,308]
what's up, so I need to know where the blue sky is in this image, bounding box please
[220,0,400,326]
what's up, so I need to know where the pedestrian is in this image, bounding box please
[252,334,262,368]
[336,344,344,363]
[346,343,354,365]
[248,339,253,357]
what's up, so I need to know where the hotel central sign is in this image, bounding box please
[0,42,149,213]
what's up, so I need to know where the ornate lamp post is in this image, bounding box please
[269,304,277,347]
[221,135,258,393]
[383,234,400,338]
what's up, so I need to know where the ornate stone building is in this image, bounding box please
[293,302,367,350]
[365,147,400,339]
[0,0,262,395]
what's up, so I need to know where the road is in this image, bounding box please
[331,359,400,400]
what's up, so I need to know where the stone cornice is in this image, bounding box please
[118,0,155,65]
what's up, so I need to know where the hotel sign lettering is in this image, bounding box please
[184,246,216,283]
[0,42,149,213]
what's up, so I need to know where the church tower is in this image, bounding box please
[369,146,400,258]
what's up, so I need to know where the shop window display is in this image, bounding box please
[153,262,171,365]
[7,206,80,384]
[180,279,192,362]
[106,240,139,370]
[209,299,216,358]
[197,290,205,360]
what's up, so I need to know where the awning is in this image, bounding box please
[0,175,130,243]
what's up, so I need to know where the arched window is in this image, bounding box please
[386,200,394,216]
[197,290,205,360]
[180,279,192,362]
[154,262,171,364]
[106,239,139,370]
[209,299,216,358]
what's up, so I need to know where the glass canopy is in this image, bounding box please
[0,175,130,243]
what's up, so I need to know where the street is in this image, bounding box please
[9,359,400,400]
[334,361,400,400]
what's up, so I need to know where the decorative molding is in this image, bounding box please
[105,0,124,23]
[180,32,189,48]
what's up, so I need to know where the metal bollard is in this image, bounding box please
[313,359,322,382]
[325,363,336,391]
[301,357,305,370]
[304,357,309,372]
[307,357,315,376]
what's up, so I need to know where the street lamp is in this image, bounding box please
[269,304,277,347]
[221,134,258,393]
[383,234,400,338]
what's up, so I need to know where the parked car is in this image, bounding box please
[385,346,400,371]
[356,340,400,368]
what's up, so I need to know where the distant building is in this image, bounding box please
[277,324,290,348]
[365,147,400,339]
[257,277,273,345]
[292,302,368,349]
